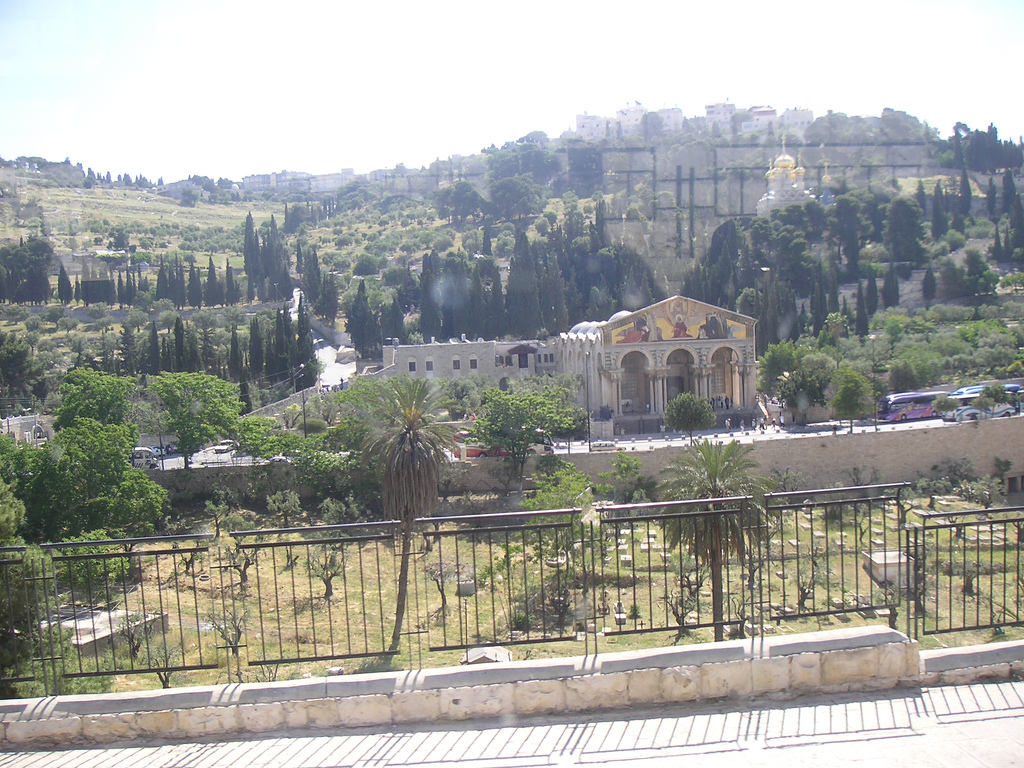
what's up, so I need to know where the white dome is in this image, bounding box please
[569,321,600,336]
[608,310,632,322]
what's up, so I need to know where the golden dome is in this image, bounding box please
[774,153,796,169]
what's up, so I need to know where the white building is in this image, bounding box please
[705,102,736,129]
[372,338,557,385]
[741,106,777,134]
[779,108,814,138]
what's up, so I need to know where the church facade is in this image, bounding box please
[554,296,758,435]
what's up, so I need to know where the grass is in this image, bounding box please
[37,491,1023,695]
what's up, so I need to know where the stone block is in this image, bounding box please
[6,716,83,745]
[750,656,789,694]
[280,701,309,729]
[660,666,701,701]
[305,699,341,729]
[393,690,441,723]
[905,641,920,676]
[513,679,566,715]
[81,713,137,742]
[922,639,1024,673]
[764,626,907,657]
[337,694,392,728]
[439,684,514,720]
[598,641,748,674]
[626,668,662,705]
[564,672,629,712]
[939,664,1011,686]
[876,643,907,679]
[237,702,285,733]
[325,672,397,698]
[820,646,879,686]
[177,706,239,738]
[789,653,821,690]
[236,679,326,705]
[701,660,752,699]
[133,709,177,736]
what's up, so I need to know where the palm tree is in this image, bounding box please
[659,440,769,641]
[362,377,455,653]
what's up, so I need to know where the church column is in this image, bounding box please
[743,362,757,409]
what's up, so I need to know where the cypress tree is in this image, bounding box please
[73,276,80,304]
[1003,169,1017,215]
[931,184,948,239]
[146,321,160,375]
[1010,194,1024,253]
[986,177,998,220]
[854,281,869,337]
[418,256,442,342]
[922,265,936,306]
[347,279,378,359]
[225,265,239,305]
[505,230,541,338]
[229,327,242,381]
[57,264,73,305]
[239,372,252,415]
[204,256,222,307]
[187,264,203,308]
[866,275,879,316]
[302,247,321,307]
[117,273,125,307]
[482,223,492,256]
[173,316,185,371]
[958,169,972,217]
[915,180,927,214]
[249,316,264,380]
[993,229,1004,261]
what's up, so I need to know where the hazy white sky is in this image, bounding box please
[2,0,1021,184]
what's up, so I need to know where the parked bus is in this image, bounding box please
[940,387,1020,422]
[877,391,946,423]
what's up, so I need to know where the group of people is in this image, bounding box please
[708,395,732,411]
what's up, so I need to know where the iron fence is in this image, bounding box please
[1,483,1020,694]
[908,506,1024,638]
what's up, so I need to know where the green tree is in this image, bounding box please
[854,281,869,337]
[664,393,716,443]
[776,351,834,425]
[831,366,873,433]
[884,197,925,265]
[54,369,135,431]
[57,264,73,306]
[958,169,972,217]
[149,373,241,468]
[659,440,768,641]
[472,387,583,492]
[361,378,455,652]
[922,265,937,305]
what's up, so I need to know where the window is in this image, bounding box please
[469,358,478,370]
[518,354,529,369]
[426,360,434,371]
[408,361,416,372]
[452,359,461,370]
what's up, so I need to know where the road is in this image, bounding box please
[556,414,979,454]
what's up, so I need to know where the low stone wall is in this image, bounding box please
[0,626,941,747]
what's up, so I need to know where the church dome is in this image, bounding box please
[608,310,632,322]
[569,321,600,336]
[774,153,796,169]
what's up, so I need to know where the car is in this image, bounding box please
[269,454,291,464]
[211,440,235,454]
[590,440,618,451]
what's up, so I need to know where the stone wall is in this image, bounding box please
[0,626,922,746]
[6,628,1024,747]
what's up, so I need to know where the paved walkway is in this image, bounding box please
[2,680,1022,767]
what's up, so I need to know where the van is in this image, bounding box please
[131,447,158,469]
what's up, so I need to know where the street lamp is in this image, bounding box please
[585,350,592,451]
[291,363,308,439]
[869,333,878,432]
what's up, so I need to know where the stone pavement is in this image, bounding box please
[1,679,1022,768]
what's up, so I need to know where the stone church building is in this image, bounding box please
[554,296,758,436]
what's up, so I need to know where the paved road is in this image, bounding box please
[3,680,1022,767]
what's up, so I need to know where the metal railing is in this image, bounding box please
[2,482,1021,695]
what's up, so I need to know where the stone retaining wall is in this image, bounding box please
[4,627,1022,747]
[0,626,963,747]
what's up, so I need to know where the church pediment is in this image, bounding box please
[602,296,754,345]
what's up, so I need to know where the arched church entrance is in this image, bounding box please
[666,349,695,403]
[620,351,651,414]
[709,347,739,405]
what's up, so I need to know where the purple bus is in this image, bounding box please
[877,391,946,423]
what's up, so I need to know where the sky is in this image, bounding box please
[2,0,1022,185]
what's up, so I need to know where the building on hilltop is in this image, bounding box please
[705,102,736,129]
[779,108,814,138]
[756,149,815,217]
